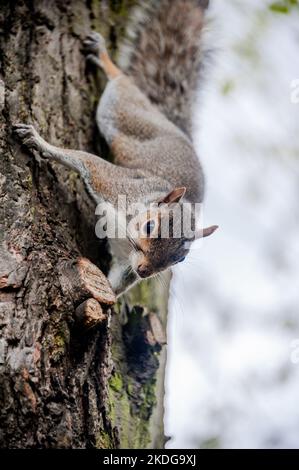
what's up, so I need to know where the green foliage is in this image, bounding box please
[269,0,298,14]
[200,436,221,449]
[221,80,236,96]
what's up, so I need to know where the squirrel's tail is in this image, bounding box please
[119,0,210,137]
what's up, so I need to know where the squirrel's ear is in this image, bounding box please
[158,187,186,205]
[195,225,219,239]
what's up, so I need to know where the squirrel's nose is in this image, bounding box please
[137,264,149,278]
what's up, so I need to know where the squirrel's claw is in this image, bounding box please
[86,31,104,42]
[85,54,102,68]
[13,128,30,137]
[13,123,34,134]
[13,123,33,130]
[83,31,106,56]
[13,123,40,149]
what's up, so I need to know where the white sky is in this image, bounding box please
[165,0,299,449]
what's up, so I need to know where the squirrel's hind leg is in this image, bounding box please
[83,32,121,80]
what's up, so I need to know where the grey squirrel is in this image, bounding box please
[13,0,217,296]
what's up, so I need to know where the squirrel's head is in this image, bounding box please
[128,187,218,279]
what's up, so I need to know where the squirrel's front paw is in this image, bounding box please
[83,31,107,57]
[13,123,41,150]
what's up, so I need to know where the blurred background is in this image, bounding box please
[165,0,299,448]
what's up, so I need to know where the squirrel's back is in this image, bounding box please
[119,0,210,137]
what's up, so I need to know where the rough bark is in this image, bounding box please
[0,0,168,449]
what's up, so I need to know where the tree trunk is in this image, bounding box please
[0,0,168,449]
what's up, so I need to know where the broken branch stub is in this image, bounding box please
[147,312,167,346]
[58,257,116,306]
[75,298,106,329]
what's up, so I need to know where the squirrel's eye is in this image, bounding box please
[174,256,185,265]
[143,219,155,236]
